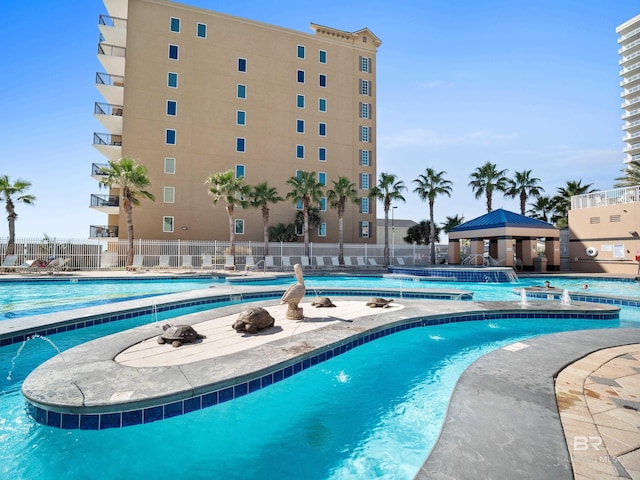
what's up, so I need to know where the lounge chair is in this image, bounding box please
[245,255,255,271]
[315,256,327,269]
[154,255,171,270]
[46,258,70,274]
[100,252,117,269]
[368,258,379,267]
[300,256,310,268]
[265,255,276,270]
[224,255,236,271]
[181,255,193,270]
[396,257,406,266]
[282,256,292,270]
[331,256,341,268]
[15,260,37,274]
[344,256,353,267]
[0,255,18,272]
[127,255,145,271]
[201,254,213,270]
[356,256,366,267]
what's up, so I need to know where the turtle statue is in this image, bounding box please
[311,297,336,308]
[157,324,206,347]
[366,298,394,308]
[233,306,275,334]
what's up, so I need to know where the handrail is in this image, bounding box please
[244,259,266,275]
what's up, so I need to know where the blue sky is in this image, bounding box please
[2,0,639,239]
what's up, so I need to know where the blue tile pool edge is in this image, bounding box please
[25,308,619,430]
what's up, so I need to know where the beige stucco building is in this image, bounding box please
[619,14,640,165]
[91,0,380,242]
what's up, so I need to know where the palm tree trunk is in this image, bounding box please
[6,214,16,256]
[226,204,235,257]
[303,203,310,258]
[383,208,389,266]
[520,191,527,215]
[338,215,344,265]
[429,200,436,265]
[262,207,269,255]
[126,204,134,266]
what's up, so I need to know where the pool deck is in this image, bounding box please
[6,270,640,478]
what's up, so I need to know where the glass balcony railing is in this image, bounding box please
[91,163,109,176]
[90,194,119,208]
[90,225,119,238]
[98,14,127,29]
[98,43,126,58]
[93,133,122,147]
[94,102,123,116]
[96,72,124,87]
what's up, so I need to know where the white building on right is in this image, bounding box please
[618,14,640,164]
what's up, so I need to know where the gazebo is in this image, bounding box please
[447,209,560,271]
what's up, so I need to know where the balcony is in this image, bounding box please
[623,119,640,133]
[621,84,640,99]
[618,25,640,44]
[98,14,127,46]
[623,142,640,154]
[620,49,640,66]
[95,72,124,105]
[619,38,640,56]
[91,162,109,181]
[94,102,123,133]
[623,131,640,142]
[93,132,122,160]
[90,194,120,214]
[571,186,640,210]
[97,43,125,77]
[90,225,119,238]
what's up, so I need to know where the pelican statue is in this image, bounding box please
[281,263,306,320]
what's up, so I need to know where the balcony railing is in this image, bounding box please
[90,225,119,238]
[619,38,640,54]
[94,102,123,116]
[98,14,127,29]
[619,25,640,43]
[96,72,124,87]
[98,43,126,58]
[91,163,109,176]
[93,132,122,146]
[571,186,640,210]
[90,194,119,208]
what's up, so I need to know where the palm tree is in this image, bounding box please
[614,160,640,188]
[442,214,465,233]
[295,207,322,235]
[327,176,360,265]
[99,158,155,266]
[468,162,509,213]
[413,168,452,264]
[369,172,407,266]
[0,175,36,257]
[205,169,250,257]
[527,195,555,223]
[248,181,283,256]
[268,223,296,242]
[404,220,441,245]
[552,180,595,228]
[506,170,544,215]
[286,171,324,258]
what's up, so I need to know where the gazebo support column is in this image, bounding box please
[521,238,537,271]
[498,237,514,267]
[448,239,461,264]
[545,237,560,271]
[470,239,484,265]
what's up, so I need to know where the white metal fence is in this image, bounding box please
[0,238,441,271]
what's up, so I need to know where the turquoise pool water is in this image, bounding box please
[2,309,634,480]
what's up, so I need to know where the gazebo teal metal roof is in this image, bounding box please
[449,209,556,233]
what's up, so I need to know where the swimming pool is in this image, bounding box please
[2,309,634,479]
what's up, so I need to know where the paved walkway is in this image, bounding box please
[556,345,640,479]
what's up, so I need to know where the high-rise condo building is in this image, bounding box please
[91,0,380,242]
[618,14,640,164]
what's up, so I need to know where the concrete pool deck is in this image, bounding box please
[5,270,640,478]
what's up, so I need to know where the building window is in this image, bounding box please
[235,164,245,178]
[164,157,176,174]
[168,44,179,60]
[296,119,305,134]
[360,56,370,73]
[319,98,326,112]
[318,123,326,136]
[296,145,304,159]
[163,186,175,203]
[238,58,247,72]
[360,173,370,190]
[319,198,327,212]
[166,129,176,145]
[360,102,370,119]
[297,94,305,108]
[235,219,244,235]
[360,79,370,96]
[167,100,177,116]
[296,199,303,210]
[318,148,326,162]
[360,221,370,238]
[319,50,327,63]
[297,45,305,59]
[297,70,305,83]
[360,149,370,166]
[319,74,327,87]
[361,197,369,214]
[236,137,245,152]
[197,23,207,38]
[163,216,174,233]
[237,110,246,125]
[318,222,327,237]
[360,126,370,143]
[167,72,178,88]
[318,172,326,185]
[237,84,246,99]
[170,17,180,33]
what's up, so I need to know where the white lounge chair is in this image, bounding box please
[46,258,70,274]
[331,256,341,268]
[265,255,276,270]
[181,255,193,270]
[201,254,213,270]
[0,255,18,271]
[356,256,366,267]
[225,255,236,270]
[315,256,326,269]
[368,258,379,267]
[344,256,353,267]
[245,255,255,271]
[300,256,310,268]
[154,255,171,270]
[282,256,292,270]
[100,251,117,269]
[127,255,145,271]
[396,257,406,266]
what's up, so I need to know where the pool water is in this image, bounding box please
[0,312,628,480]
